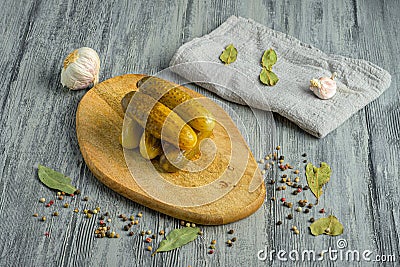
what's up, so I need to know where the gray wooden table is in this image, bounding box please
[0,0,399,266]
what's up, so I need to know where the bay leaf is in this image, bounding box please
[261,48,277,70]
[305,162,332,203]
[310,215,344,236]
[37,164,77,194]
[259,68,279,86]
[152,227,199,256]
[219,44,238,65]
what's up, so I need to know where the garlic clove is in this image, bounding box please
[61,47,100,90]
[310,72,337,100]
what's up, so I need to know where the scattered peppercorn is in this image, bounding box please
[304,209,310,214]
[147,246,152,251]
[287,214,293,220]
[180,220,185,226]
[145,237,152,243]
[129,231,134,236]
[280,197,286,202]
[294,229,300,235]
[209,245,215,249]
[231,237,237,242]
[271,197,276,201]
[226,240,232,245]
[63,203,69,208]
[87,214,92,219]
[310,217,315,223]
[198,231,203,236]
[58,196,63,200]
[296,207,302,212]
[39,198,46,203]
[73,208,79,213]
[302,153,307,157]
[228,229,234,234]
[33,213,38,217]
[140,231,145,236]
[294,170,300,174]
[53,212,59,216]
[307,203,313,209]
[74,189,81,195]
[303,160,307,163]
[146,230,152,235]
[191,223,196,227]
[276,221,282,225]
[211,240,216,245]
[41,216,46,221]
[159,230,165,235]
[319,208,325,213]
[124,225,130,231]
[208,250,214,254]
[276,146,281,150]
[83,196,89,201]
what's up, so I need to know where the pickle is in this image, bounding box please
[139,132,162,160]
[137,76,215,132]
[124,91,197,150]
[159,131,212,172]
[120,117,143,149]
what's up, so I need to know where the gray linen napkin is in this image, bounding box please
[169,16,391,138]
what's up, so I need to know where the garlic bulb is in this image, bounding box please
[310,72,337,100]
[61,47,100,90]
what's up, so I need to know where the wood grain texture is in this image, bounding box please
[76,74,265,225]
[0,0,398,266]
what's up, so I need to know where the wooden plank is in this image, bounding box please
[0,0,398,266]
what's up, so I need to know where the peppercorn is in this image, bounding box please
[110,232,115,238]
[58,196,63,200]
[226,240,232,245]
[39,198,46,203]
[271,197,276,201]
[92,209,98,214]
[319,208,325,213]
[208,250,214,254]
[145,237,152,243]
[231,237,236,242]
[280,197,286,202]
[310,217,315,223]
[307,203,313,209]
[180,220,185,226]
[294,229,300,235]
[276,221,282,225]
[303,186,309,190]
[287,214,293,220]
[104,212,109,216]
[147,246,152,251]
[304,209,310,214]
[302,153,307,157]
[83,196,89,201]
[303,160,307,163]
[276,187,282,191]
[140,231,145,236]
[63,203,69,208]
[53,212,59,216]
[209,245,215,249]
[282,186,287,190]
[152,234,157,239]
[129,215,134,221]
[73,208,79,213]
[115,234,120,238]
[281,178,287,183]
[296,207,302,212]
[122,217,127,221]
[159,230,165,235]
[294,177,300,183]
[33,213,38,217]
[146,230,152,235]
[191,223,196,227]
[87,214,92,219]
[287,202,293,208]
[41,216,46,221]
[107,218,111,223]
[259,158,265,164]
[276,146,281,150]
[129,231,134,236]
[211,240,216,245]
[124,225,130,231]
[45,204,50,207]
[297,188,302,193]
[292,191,298,195]
[279,159,284,164]
[291,226,298,231]
[294,170,299,174]
[228,229,234,234]
[198,231,203,235]
[74,189,81,195]
[134,220,139,225]
[138,212,143,218]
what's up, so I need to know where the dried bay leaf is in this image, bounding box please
[152,227,200,256]
[306,162,332,203]
[38,164,77,194]
[260,68,279,86]
[219,44,238,65]
[261,48,277,70]
[310,215,344,236]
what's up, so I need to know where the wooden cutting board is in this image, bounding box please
[76,74,265,225]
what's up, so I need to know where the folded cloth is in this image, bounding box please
[169,16,391,138]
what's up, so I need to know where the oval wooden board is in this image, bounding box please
[76,74,266,225]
